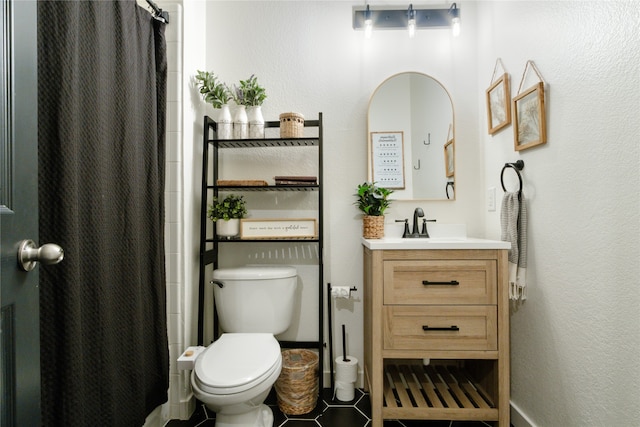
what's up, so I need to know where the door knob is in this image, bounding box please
[17,239,64,272]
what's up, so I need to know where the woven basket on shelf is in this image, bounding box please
[362,215,385,239]
[279,112,305,138]
[275,349,319,415]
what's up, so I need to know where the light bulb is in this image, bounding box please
[449,3,461,37]
[452,17,461,36]
[408,4,416,38]
[364,5,372,39]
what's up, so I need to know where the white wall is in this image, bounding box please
[477,1,640,426]
[190,0,484,394]
[160,1,640,425]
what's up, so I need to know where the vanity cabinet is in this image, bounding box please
[197,114,324,392]
[363,247,509,426]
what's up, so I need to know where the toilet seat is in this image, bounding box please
[194,333,281,395]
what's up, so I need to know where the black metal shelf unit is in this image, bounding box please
[197,113,324,392]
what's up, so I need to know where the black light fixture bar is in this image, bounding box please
[353,5,456,30]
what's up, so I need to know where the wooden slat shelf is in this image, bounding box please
[381,363,499,421]
[363,247,509,426]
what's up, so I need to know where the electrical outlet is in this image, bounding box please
[487,187,496,211]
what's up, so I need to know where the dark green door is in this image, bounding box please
[1,1,43,426]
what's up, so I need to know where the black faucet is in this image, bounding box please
[411,207,424,237]
[397,208,436,238]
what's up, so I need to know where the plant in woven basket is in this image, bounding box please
[207,194,247,221]
[195,70,231,109]
[355,182,393,239]
[229,74,267,106]
[354,182,393,216]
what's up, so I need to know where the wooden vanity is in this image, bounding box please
[362,238,510,426]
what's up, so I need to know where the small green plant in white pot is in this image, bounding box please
[195,70,233,139]
[195,70,231,108]
[208,194,247,238]
[229,74,267,139]
[229,74,267,107]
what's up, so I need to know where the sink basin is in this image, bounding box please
[362,222,510,250]
[426,223,467,239]
[362,234,510,250]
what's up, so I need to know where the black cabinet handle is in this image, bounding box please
[422,280,459,286]
[422,325,459,331]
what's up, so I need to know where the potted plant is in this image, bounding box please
[229,74,267,138]
[230,74,267,107]
[195,70,233,139]
[195,70,231,108]
[354,182,393,239]
[207,194,247,238]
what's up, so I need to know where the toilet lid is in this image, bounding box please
[194,333,281,395]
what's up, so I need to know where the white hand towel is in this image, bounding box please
[500,191,528,301]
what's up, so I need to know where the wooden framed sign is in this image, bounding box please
[240,218,317,239]
[513,81,546,151]
[370,131,405,189]
[486,73,511,134]
[444,139,455,178]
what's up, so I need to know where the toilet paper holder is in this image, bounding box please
[327,284,358,394]
[330,285,357,298]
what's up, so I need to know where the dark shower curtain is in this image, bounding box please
[37,1,169,425]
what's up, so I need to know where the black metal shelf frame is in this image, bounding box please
[197,113,325,395]
[210,185,319,192]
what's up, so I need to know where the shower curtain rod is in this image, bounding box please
[146,0,169,24]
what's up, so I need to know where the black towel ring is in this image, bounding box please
[500,160,525,193]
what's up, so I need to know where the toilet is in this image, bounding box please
[191,265,297,427]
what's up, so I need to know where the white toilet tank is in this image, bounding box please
[212,265,297,335]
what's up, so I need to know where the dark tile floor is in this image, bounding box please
[165,388,500,427]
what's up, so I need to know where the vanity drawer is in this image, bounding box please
[383,305,497,351]
[383,260,497,305]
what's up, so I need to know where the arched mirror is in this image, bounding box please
[368,72,455,200]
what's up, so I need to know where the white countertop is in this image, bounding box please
[361,237,511,250]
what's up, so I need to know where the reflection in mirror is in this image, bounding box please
[368,72,455,200]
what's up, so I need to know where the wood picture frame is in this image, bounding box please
[513,81,546,151]
[240,218,317,239]
[370,131,405,189]
[444,139,455,177]
[486,73,511,135]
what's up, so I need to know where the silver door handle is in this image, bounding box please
[17,239,64,272]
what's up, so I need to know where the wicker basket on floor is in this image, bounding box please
[279,112,305,138]
[275,349,319,415]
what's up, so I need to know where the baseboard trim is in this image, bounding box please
[510,400,536,427]
[179,394,196,420]
[144,405,165,427]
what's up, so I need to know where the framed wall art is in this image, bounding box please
[370,131,405,189]
[486,73,511,134]
[240,218,317,239]
[513,81,546,151]
[444,139,455,177]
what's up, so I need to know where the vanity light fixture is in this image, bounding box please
[353,3,461,37]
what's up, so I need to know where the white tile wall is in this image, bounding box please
[159,1,191,423]
[138,2,186,423]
